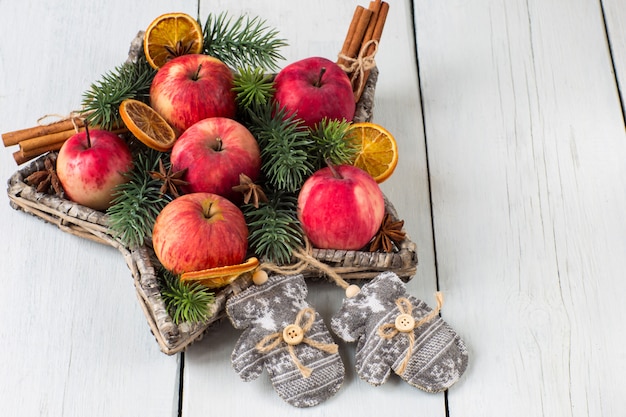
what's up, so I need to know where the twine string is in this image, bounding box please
[37,111,86,132]
[377,293,444,376]
[259,239,350,290]
[256,307,339,378]
[337,39,379,96]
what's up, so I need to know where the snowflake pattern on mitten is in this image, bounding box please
[331,271,468,392]
[226,274,344,408]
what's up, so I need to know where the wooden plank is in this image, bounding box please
[603,0,626,113]
[182,0,443,414]
[413,0,626,416]
[0,1,198,415]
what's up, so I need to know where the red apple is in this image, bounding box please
[273,56,355,128]
[150,54,236,134]
[297,164,385,250]
[170,117,261,202]
[56,129,133,211]
[152,192,249,274]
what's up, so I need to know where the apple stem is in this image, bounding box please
[314,67,327,87]
[215,137,223,152]
[325,158,343,179]
[192,64,203,81]
[202,200,214,219]
[84,122,91,148]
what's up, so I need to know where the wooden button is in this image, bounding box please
[345,284,361,298]
[395,314,415,332]
[283,324,304,345]
[252,269,268,286]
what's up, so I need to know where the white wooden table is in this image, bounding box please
[1,0,625,415]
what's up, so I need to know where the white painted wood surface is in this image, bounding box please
[0,1,193,416]
[0,0,624,416]
[414,0,626,416]
[604,0,626,112]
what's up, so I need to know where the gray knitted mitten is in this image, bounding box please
[226,274,345,408]
[331,271,468,392]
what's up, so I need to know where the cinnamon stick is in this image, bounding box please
[363,1,382,51]
[338,5,373,68]
[19,129,81,154]
[355,1,389,101]
[2,118,84,147]
[367,1,389,57]
[345,8,373,63]
[13,126,128,165]
[14,142,66,165]
[13,150,31,166]
[337,6,364,67]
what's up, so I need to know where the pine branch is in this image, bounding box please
[107,149,169,248]
[233,66,275,110]
[202,12,287,71]
[158,268,215,325]
[308,118,357,171]
[243,191,304,265]
[247,103,314,193]
[81,57,155,130]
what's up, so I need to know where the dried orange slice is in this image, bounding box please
[119,99,177,151]
[347,122,398,183]
[180,257,260,289]
[143,12,204,69]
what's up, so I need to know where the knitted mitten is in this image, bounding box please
[226,274,345,407]
[331,271,468,392]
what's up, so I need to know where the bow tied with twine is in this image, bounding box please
[256,307,339,378]
[37,112,86,132]
[377,293,444,376]
[337,39,379,98]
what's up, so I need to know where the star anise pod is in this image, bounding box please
[149,159,188,198]
[232,173,268,208]
[369,213,406,253]
[165,39,198,58]
[24,154,63,197]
